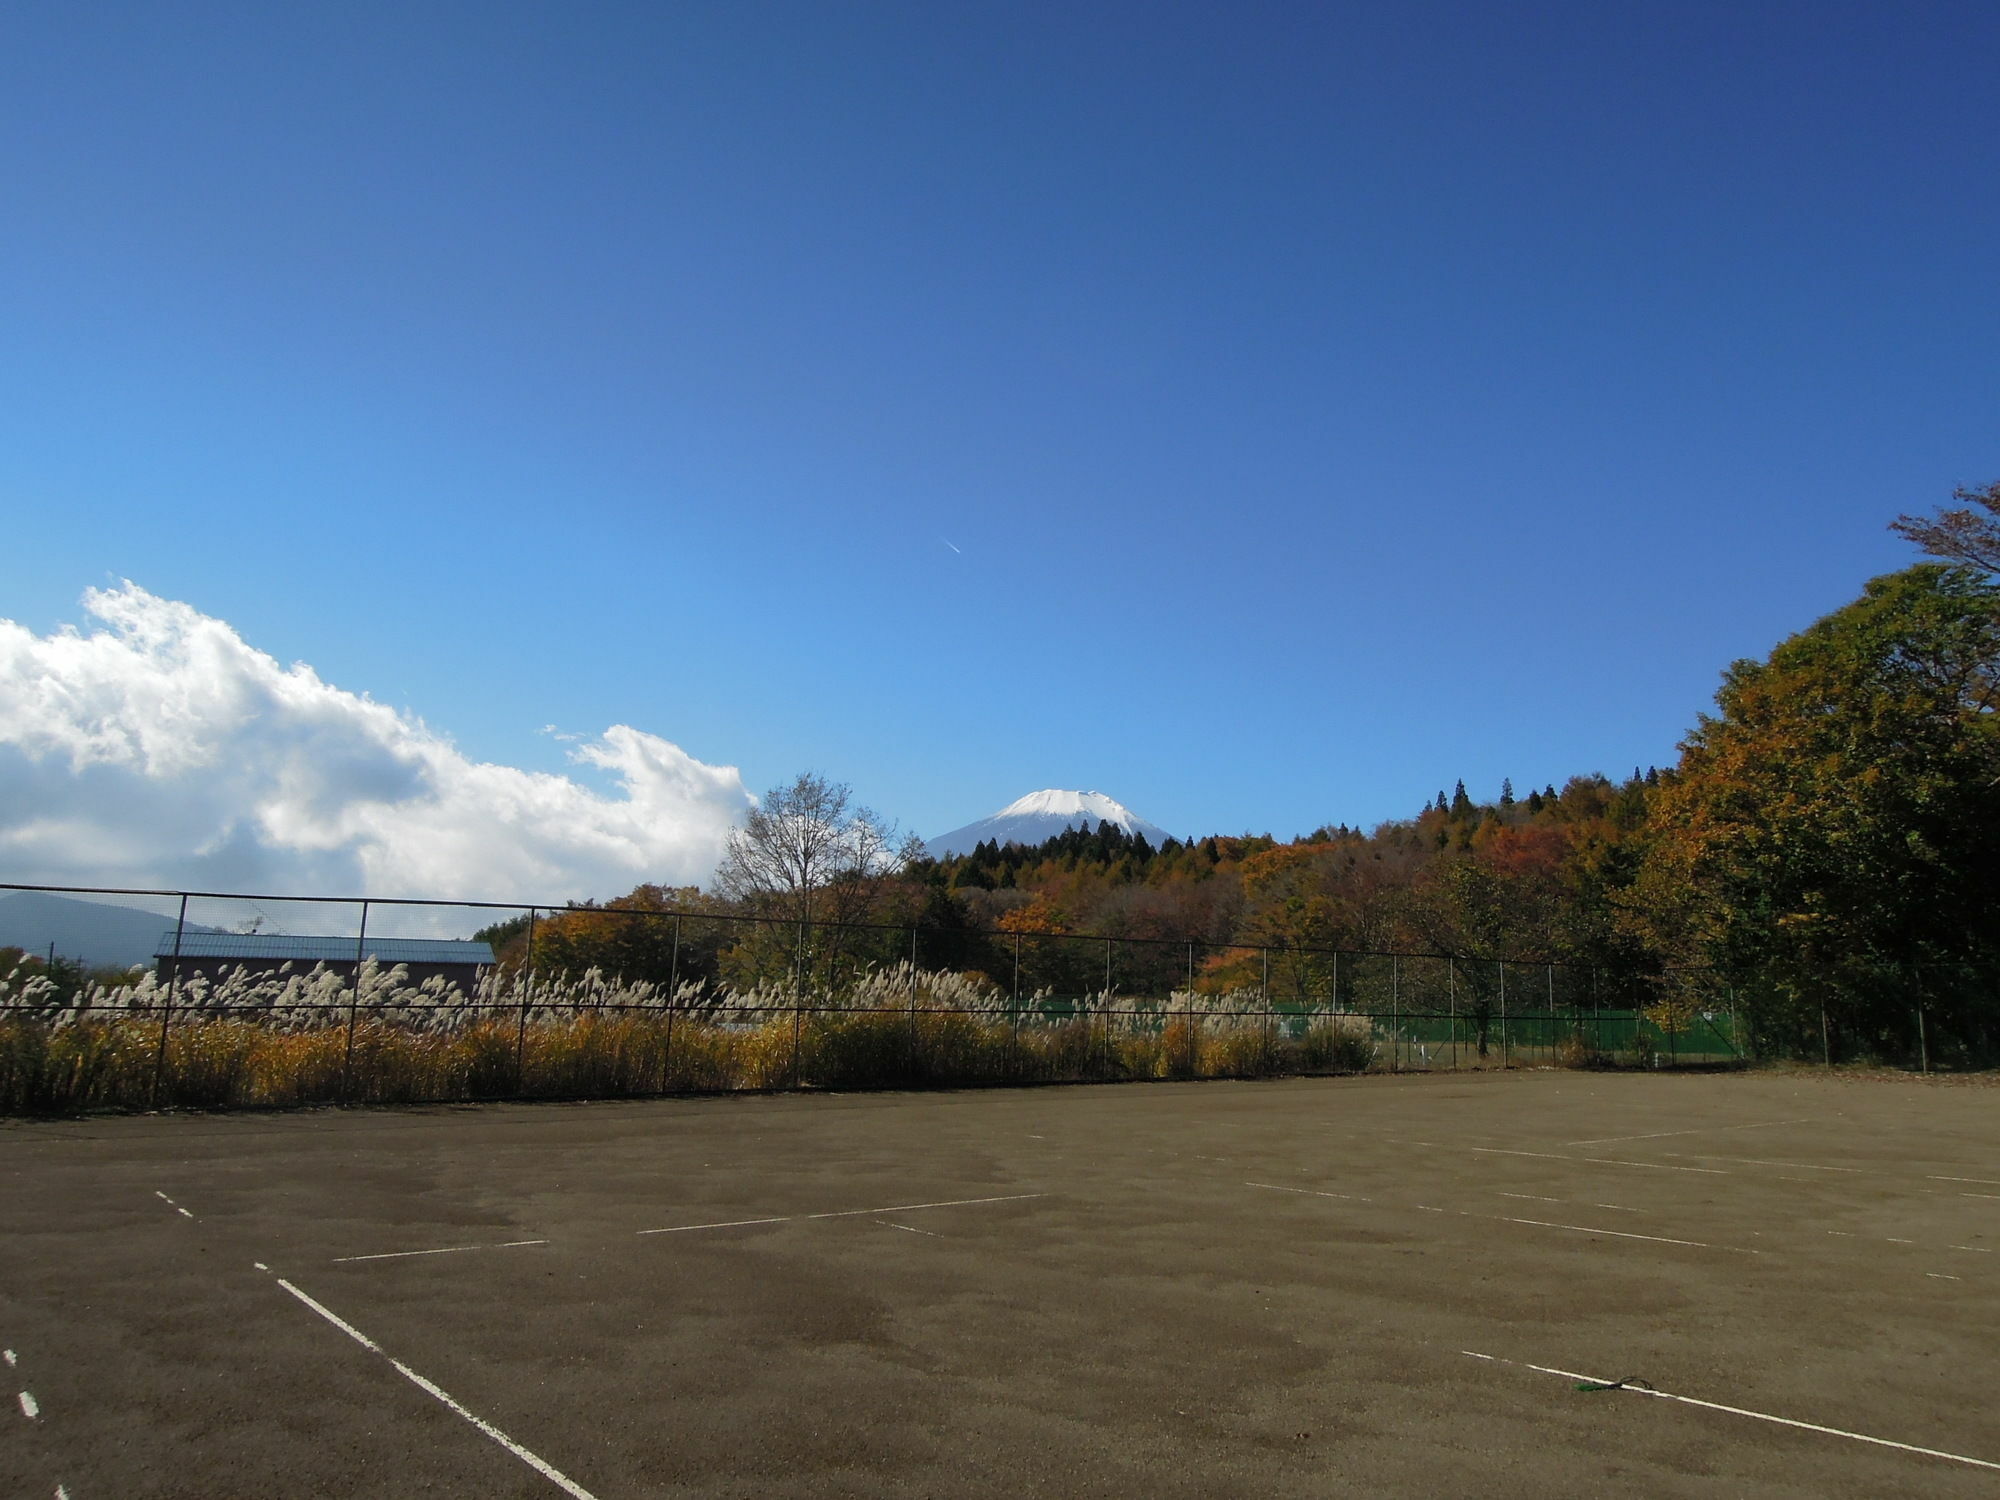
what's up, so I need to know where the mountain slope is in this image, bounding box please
[0,892,225,968]
[923,790,1173,860]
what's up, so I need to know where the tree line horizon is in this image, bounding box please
[464,483,1999,1067]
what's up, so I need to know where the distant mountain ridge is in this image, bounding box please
[0,891,226,968]
[923,790,1173,861]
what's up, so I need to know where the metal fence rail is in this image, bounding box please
[1,880,1748,1112]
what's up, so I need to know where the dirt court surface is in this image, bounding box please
[4,1070,1998,1499]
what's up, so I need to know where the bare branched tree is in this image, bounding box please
[713,772,907,931]
[1891,480,2000,576]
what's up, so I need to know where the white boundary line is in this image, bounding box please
[1648,1158,2000,1185]
[638,1216,790,1236]
[1462,1350,2000,1473]
[635,1192,1044,1236]
[332,1240,549,1264]
[1566,1117,1814,1147]
[1247,1183,1755,1254]
[1243,1182,1370,1202]
[1498,1216,1746,1253]
[270,1273,599,1500]
[1403,1142,1729,1175]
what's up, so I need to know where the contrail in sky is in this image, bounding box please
[941,538,962,554]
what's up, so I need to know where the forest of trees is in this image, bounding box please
[488,485,2000,1066]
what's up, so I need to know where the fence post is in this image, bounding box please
[1917,1004,1930,1074]
[1011,933,1023,1078]
[792,918,807,1090]
[1547,962,1555,1065]
[515,908,536,1094]
[150,893,189,1107]
[663,913,680,1091]
[1590,964,1599,1062]
[1391,953,1400,1072]
[1448,955,1457,1071]
[909,925,920,1081]
[1183,938,1196,1077]
[1821,1003,1831,1067]
[1499,960,1509,1070]
[341,900,370,1104]
[1105,937,1116,1077]
[1261,945,1273,1064]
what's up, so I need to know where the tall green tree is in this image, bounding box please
[1643,566,2000,1059]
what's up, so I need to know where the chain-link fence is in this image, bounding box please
[1,882,1747,1112]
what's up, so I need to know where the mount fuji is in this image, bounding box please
[922,790,1174,860]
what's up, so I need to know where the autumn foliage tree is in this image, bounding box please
[1891,480,2000,577]
[1642,565,2000,1059]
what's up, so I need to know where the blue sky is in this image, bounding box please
[3,1,1996,881]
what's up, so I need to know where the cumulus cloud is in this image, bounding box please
[0,584,753,905]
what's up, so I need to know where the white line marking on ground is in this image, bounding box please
[877,1220,941,1237]
[1666,1154,1862,1173]
[155,1191,171,1201]
[1930,1176,2000,1186]
[2,1350,13,1367]
[636,1216,791,1236]
[18,1391,39,1419]
[1448,1145,1727,1175]
[1500,1217,1751,1253]
[1962,1193,2000,1202]
[1887,1238,1915,1244]
[1952,1246,1992,1254]
[176,1207,194,1218]
[332,1240,549,1263]
[1581,1156,1726,1174]
[254,1262,269,1270]
[1928,1273,1962,1281]
[802,1193,1045,1220]
[636,1193,1044,1237]
[1250,1183,1742,1252]
[1566,1117,1812,1147]
[1498,1193,1563,1203]
[1245,1182,1370,1202]
[1593,1203,1643,1213]
[269,1275,599,1499]
[1463,1351,2000,1472]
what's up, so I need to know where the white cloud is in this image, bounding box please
[0,583,752,906]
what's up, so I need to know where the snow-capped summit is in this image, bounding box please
[922,790,1173,860]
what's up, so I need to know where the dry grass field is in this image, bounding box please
[4,1068,1997,1497]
